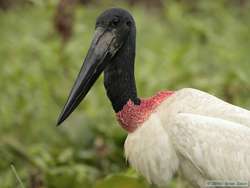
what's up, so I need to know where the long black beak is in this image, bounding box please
[57,27,118,125]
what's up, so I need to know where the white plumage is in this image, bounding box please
[125,88,250,187]
[56,8,250,188]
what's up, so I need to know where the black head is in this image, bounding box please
[96,8,135,33]
[57,8,136,125]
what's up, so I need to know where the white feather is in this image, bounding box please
[125,113,179,186]
[125,88,250,187]
[171,113,250,187]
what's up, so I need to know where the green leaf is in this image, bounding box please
[95,174,149,188]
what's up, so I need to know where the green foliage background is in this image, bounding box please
[0,0,250,187]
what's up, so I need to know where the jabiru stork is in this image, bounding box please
[57,8,250,187]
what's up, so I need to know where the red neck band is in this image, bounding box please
[116,91,174,132]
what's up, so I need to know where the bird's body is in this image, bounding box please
[124,88,250,187]
[57,8,250,187]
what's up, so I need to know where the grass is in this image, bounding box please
[0,1,250,187]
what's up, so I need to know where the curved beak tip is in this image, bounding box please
[56,113,65,126]
[56,118,63,127]
[56,104,71,126]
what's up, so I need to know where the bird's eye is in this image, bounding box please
[126,21,132,27]
[112,17,120,26]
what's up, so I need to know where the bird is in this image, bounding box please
[57,8,250,188]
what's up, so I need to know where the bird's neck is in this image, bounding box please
[104,29,140,112]
[116,91,174,132]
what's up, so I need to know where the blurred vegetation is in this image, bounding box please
[0,0,250,187]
